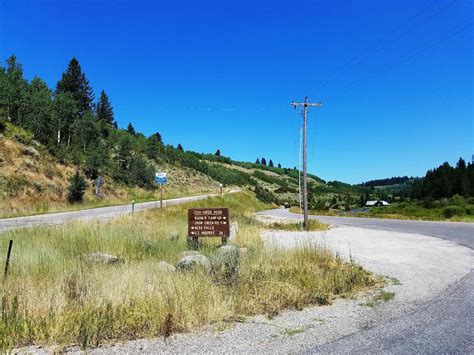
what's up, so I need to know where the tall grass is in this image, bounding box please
[0,192,374,350]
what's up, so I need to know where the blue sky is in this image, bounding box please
[1,0,472,183]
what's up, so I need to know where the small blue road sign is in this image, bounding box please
[155,172,167,185]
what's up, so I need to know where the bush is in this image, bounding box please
[450,194,467,207]
[254,185,274,204]
[442,205,465,218]
[68,171,87,203]
[465,205,474,215]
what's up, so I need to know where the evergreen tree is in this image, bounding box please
[56,58,94,115]
[127,122,136,135]
[68,170,87,203]
[146,132,163,159]
[96,90,114,137]
[255,158,260,164]
[0,55,29,124]
[261,158,267,166]
[278,163,281,168]
[177,143,184,151]
[215,149,221,156]
[269,159,274,167]
[454,157,469,196]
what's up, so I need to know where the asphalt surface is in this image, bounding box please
[0,192,229,232]
[260,208,474,248]
[259,209,474,354]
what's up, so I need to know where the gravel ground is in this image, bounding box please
[23,222,470,354]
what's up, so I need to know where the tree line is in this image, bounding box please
[361,176,411,187]
[411,158,474,199]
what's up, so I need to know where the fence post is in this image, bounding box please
[3,240,13,285]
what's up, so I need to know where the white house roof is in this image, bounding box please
[366,200,390,206]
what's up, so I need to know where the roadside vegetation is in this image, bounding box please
[0,192,374,350]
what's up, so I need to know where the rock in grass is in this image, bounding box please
[214,245,241,282]
[176,254,211,272]
[87,252,123,265]
[156,261,176,273]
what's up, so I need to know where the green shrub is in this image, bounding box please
[254,185,275,204]
[450,194,467,207]
[6,123,34,145]
[442,205,465,218]
[465,205,474,215]
[68,171,87,203]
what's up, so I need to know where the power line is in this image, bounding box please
[323,20,473,103]
[309,0,462,99]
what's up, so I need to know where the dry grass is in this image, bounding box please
[0,136,220,218]
[0,192,374,350]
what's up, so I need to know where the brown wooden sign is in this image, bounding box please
[188,208,230,238]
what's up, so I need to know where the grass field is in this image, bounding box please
[290,203,474,223]
[1,191,375,351]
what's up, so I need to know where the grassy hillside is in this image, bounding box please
[0,125,220,217]
[0,121,372,217]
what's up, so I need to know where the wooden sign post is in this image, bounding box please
[188,208,230,249]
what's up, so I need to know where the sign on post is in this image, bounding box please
[155,172,167,208]
[154,172,167,185]
[188,208,230,247]
[93,176,105,196]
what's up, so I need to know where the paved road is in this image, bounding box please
[0,192,233,232]
[259,208,474,248]
[259,209,474,354]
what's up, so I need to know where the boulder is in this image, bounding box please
[87,252,123,265]
[214,245,240,282]
[156,261,176,273]
[176,254,211,272]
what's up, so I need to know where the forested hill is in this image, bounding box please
[361,176,412,187]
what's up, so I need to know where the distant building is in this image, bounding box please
[366,200,390,207]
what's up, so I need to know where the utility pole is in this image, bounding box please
[291,97,322,230]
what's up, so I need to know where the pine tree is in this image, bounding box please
[56,58,94,115]
[127,122,136,135]
[1,55,29,124]
[454,157,469,196]
[177,143,183,151]
[68,170,87,203]
[255,158,260,164]
[96,90,114,137]
[261,158,267,166]
[215,149,221,156]
[277,163,281,168]
[269,159,274,167]
[146,132,163,159]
